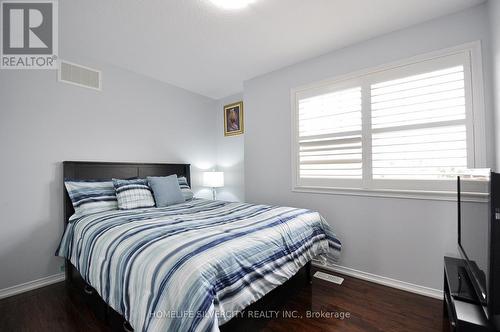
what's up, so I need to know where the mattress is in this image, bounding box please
[56,199,341,332]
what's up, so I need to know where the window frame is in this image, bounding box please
[291,41,487,202]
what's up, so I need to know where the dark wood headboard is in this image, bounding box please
[63,161,191,226]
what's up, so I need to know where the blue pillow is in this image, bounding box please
[65,180,118,216]
[147,175,185,207]
[112,178,155,210]
[177,176,194,201]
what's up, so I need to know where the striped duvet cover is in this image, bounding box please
[57,199,341,332]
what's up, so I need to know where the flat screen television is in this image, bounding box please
[458,171,500,327]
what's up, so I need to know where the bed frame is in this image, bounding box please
[63,161,191,230]
[62,161,311,332]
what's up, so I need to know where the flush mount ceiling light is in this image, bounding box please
[209,0,256,10]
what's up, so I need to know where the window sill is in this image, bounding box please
[292,186,487,202]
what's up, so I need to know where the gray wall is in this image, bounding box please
[1,0,497,295]
[243,4,493,290]
[215,94,245,202]
[490,0,500,166]
[0,59,217,290]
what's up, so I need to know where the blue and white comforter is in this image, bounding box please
[56,199,341,332]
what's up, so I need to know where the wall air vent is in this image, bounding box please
[58,61,101,91]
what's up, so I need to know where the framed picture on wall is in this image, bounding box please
[224,101,244,136]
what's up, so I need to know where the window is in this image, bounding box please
[292,43,486,198]
[298,87,362,180]
[371,66,468,181]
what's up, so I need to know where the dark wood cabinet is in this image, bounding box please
[443,256,494,331]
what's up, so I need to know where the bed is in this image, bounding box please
[57,161,341,332]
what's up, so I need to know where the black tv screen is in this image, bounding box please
[457,171,491,309]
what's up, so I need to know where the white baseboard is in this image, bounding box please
[0,265,442,301]
[0,273,65,300]
[313,261,443,300]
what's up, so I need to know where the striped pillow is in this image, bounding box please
[113,178,155,210]
[178,176,194,201]
[65,180,118,217]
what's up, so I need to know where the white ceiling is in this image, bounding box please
[60,0,485,99]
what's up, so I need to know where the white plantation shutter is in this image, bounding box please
[371,66,468,180]
[298,87,362,180]
[292,44,484,195]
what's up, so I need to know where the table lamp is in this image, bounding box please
[202,171,224,200]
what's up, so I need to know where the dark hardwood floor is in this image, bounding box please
[0,267,447,332]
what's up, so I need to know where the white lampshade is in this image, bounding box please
[202,171,224,188]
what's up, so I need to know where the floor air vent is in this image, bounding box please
[313,271,344,285]
[58,61,101,91]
